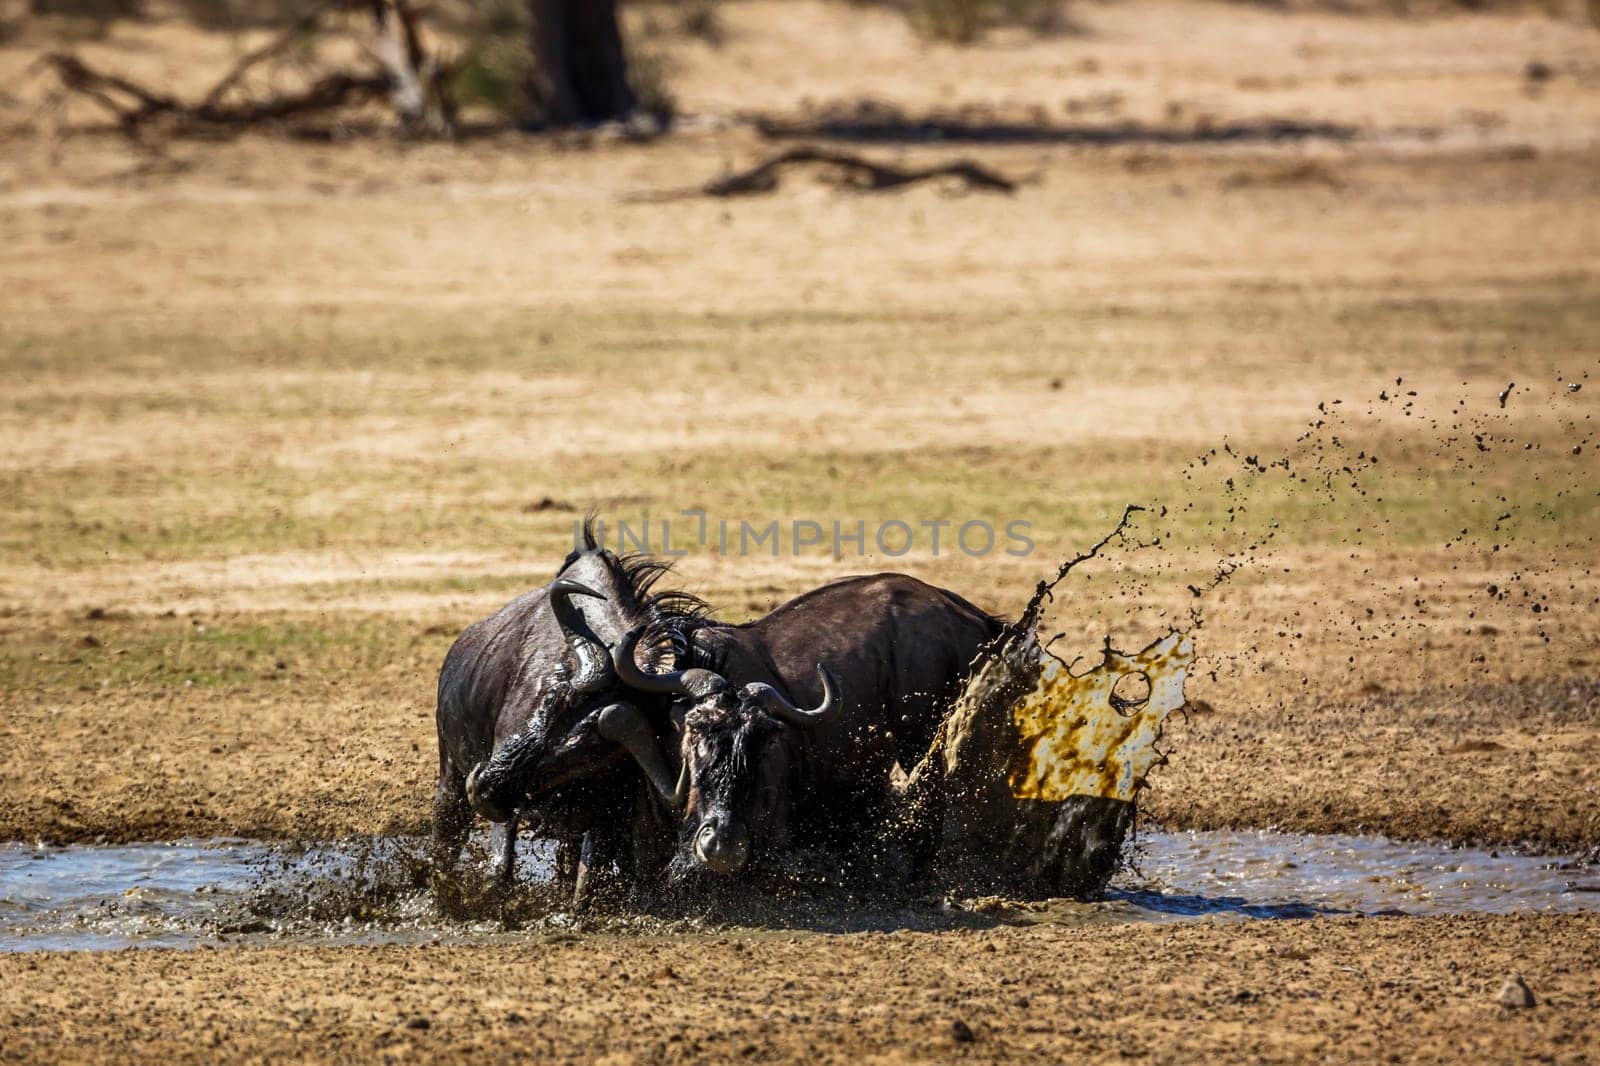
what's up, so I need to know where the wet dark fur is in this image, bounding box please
[431,517,708,895]
[674,574,1006,879]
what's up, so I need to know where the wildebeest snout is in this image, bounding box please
[693,818,751,875]
[464,762,512,823]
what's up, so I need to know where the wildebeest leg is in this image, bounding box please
[902,777,945,883]
[628,789,673,898]
[430,773,473,913]
[572,831,598,910]
[489,816,519,887]
[572,827,625,910]
[892,751,949,886]
[554,836,579,892]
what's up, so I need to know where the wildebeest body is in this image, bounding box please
[616,573,1006,877]
[431,535,706,897]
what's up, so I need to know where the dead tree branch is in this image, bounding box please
[42,48,390,136]
[41,52,181,130]
[39,0,456,138]
[703,146,1017,196]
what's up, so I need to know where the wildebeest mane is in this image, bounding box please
[563,512,716,668]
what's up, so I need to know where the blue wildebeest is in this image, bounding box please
[606,573,1004,881]
[432,525,707,902]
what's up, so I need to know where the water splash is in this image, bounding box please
[1009,630,1193,803]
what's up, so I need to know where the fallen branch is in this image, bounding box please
[42,52,180,130]
[42,50,389,135]
[200,70,391,125]
[40,2,402,137]
[703,146,1017,196]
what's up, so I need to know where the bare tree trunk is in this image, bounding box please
[370,0,454,136]
[525,0,634,127]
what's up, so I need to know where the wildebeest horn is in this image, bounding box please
[744,666,838,726]
[550,578,614,694]
[610,626,726,700]
[597,701,689,810]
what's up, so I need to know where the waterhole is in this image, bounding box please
[1,830,1594,953]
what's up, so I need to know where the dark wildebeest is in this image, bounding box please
[606,573,1005,880]
[432,534,706,900]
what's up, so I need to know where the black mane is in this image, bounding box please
[562,512,717,668]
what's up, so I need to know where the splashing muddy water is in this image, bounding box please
[1,831,1595,953]
[1008,630,1192,803]
[898,507,1192,900]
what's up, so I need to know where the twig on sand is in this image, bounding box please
[702,146,1017,196]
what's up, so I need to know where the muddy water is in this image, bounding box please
[1,830,1595,953]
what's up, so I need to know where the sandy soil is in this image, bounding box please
[1,913,1596,1063]
[1,1,1598,1060]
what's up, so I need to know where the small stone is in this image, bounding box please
[405,1016,432,1030]
[950,1019,976,1043]
[1497,975,1536,1009]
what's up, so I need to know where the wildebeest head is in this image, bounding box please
[462,575,619,822]
[609,627,837,876]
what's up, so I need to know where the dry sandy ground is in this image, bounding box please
[1,914,1596,1063]
[1,1,1598,1061]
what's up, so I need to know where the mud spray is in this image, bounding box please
[904,363,1597,901]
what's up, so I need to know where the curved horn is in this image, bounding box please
[611,626,726,700]
[745,666,839,727]
[597,701,689,810]
[550,578,614,694]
